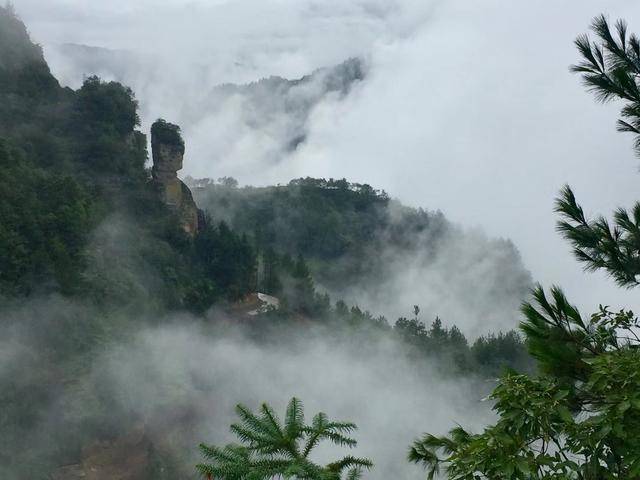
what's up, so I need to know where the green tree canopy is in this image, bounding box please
[151,118,185,151]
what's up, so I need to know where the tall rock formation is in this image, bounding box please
[151,119,200,235]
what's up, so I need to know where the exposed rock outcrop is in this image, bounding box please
[151,119,200,235]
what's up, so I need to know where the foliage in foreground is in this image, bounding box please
[408,14,640,480]
[197,398,372,480]
[560,14,640,288]
[409,297,640,479]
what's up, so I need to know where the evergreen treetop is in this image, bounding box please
[197,397,372,480]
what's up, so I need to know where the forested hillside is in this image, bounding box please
[0,7,532,479]
[0,5,255,309]
[191,177,532,334]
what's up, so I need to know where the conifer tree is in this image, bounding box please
[197,397,372,480]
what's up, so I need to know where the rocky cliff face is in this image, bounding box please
[151,119,200,235]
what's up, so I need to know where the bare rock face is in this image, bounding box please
[151,119,200,235]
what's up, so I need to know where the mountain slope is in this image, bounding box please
[192,177,532,335]
[0,8,533,479]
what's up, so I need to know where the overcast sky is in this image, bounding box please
[13,0,640,320]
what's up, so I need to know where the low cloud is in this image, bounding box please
[324,223,531,337]
[93,320,495,479]
[1,297,495,478]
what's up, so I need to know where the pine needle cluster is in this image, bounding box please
[556,184,640,288]
[571,14,640,153]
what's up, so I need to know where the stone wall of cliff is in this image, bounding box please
[150,119,200,235]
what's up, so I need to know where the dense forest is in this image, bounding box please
[190,176,532,334]
[6,5,640,480]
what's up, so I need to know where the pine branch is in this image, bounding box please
[235,404,278,438]
[325,455,373,474]
[259,403,284,439]
[555,185,640,288]
[572,15,640,145]
[284,397,305,438]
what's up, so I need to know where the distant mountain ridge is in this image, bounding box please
[46,42,366,162]
[52,43,143,83]
[203,57,365,151]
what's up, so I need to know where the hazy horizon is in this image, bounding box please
[13,0,640,324]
